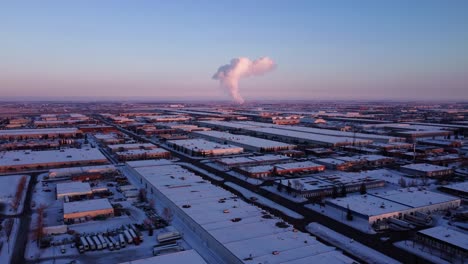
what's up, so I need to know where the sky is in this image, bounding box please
[1,1,467,101]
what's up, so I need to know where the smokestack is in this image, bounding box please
[213,57,276,104]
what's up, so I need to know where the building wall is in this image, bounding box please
[0,159,109,173]
[64,208,114,222]
[128,166,243,264]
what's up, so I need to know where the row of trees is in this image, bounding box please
[11,176,27,211]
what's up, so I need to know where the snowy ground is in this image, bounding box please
[307,222,400,264]
[176,162,224,181]
[394,241,453,264]
[305,203,376,234]
[0,174,30,215]
[224,182,304,220]
[0,218,20,264]
[261,185,308,203]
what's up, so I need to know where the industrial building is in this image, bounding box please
[115,148,171,161]
[126,161,356,264]
[0,148,109,173]
[277,174,385,199]
[0,127,82,140]
[107,143,159,153]
[236,161,325,178]
[167,138,243,156]
[63,198,114,224]
[400,163,453,178]
[48,165,116,179]
[325,189,461,225]
[216,155,290,168]
[415,226,467,263]
[56,182,92,200]
[193,130,296,152]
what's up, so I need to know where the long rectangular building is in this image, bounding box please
[167,138,243,156]
[63,198,114,223]
[0,148,109,172]
[193,130,296,152]
[0,127,82,140]
[127,161,355,264]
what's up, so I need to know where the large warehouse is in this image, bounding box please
[325,189,461,225]
[126,161,356,264]
[0,148,109,172]
[0,127,82,140]
[167,138,243,156]
[193,130,296,152]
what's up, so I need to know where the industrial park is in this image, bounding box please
[0,101,467,264]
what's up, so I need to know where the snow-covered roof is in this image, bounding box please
[116,148,169,156]
[0,148,108,167]
[117,250,207,264]
[241,164,274,174]
[418,226,468,251]
[63,198,113,214]
[276,161,324,170]
[328,195,412,216]
[217,155,290,165]
[442,182,468,193]
[193,130,295,149]
[130,162,354,263]
[108,143,158,151]
[125,159,173,168]
[248,127,372,146]
[374,188,460,208]
[401,163,451,172]
[56,182,91,196]
[49,165,116,178]
[168,138,243,152]
[0,127,80,136]
[315,158,347,165]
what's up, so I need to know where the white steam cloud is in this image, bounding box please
[213,57,276,104]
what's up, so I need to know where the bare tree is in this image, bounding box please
[12,176,27,211]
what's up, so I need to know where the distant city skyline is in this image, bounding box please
[1,1,467,101]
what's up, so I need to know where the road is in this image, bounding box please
[94,115,431,263]
[10,173,39,264]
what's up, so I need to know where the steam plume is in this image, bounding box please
[213,57,276,104]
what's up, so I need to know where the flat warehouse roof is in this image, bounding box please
[247,127,372,145]
[64,198,113,214]
[418,226,468,251]
[130,162,354,263]
[0,127,80,136]
[328,194,411,216]
[375,189,460,208]
[194,130,295,149]
[401,163,451,172]
[167,138,243,151]
[56,182,91,196]
[0,148,108,167]
[108,143,157,150]
[276,161,324,170]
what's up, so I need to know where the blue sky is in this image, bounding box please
[1,1,467,101]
